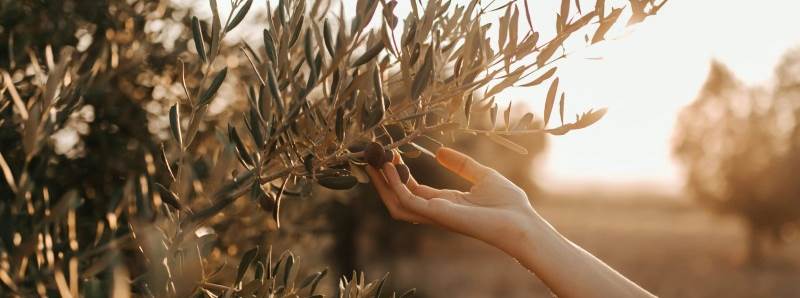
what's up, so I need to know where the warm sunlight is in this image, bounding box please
[5,0,800,297]
[326,0,800,194]
[525,0,800,193]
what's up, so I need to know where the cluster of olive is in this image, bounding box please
[364,141,410,184]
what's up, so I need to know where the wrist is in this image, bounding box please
[499,210,564,267]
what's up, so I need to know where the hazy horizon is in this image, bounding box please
[524,0,800,193]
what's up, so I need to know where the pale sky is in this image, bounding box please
[190,0,800,195]
[521,0,800,194]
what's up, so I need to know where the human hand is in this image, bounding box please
[367,147,657,298]
[366,147,540,253]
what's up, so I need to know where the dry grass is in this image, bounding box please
[365,195,800,298]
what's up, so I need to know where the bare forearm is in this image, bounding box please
[369,149,654,297]
[500,212,656,298]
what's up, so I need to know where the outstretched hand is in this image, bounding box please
[366,147,537,253]
[368,147,657,298]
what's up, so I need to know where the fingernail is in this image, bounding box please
[435,147,453,163]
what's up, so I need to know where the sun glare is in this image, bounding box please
[524,0,800,194]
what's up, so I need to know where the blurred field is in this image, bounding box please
[366,195,800,298]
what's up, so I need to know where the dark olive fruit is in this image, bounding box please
[396,164,410,184]
[364,141,385,168]
[382,149,394,164]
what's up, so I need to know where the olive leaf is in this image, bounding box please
[464,94,473,126]
[593,7,623,44]
[265,62,283,108]
[169,103,182,149]
[226,0,253,32]
[374,272,389,298]
[411,47,433,100]
[229,124,254,168]
[283,252,294,286]
[154,183,182,210]
[289,16,304,47]
[372,64,385,102]
[236,246,260,286]
[310,268,328,295]
[263,29,277,64]
[559,0,570,32]
[543,77,559,127]
[572,107,608,129]
[304,28,315,66]
[519,67,557,87]
[498,5,511,49]
[352,43,385,67]
[323,19,334,56]
[487,133,528,155]
[335,107,345,142]
[159,143,175,181]
[303,154,314,174]
[209,0,221,60]
[191,16,207,62]
[523,0,534,30]
[317,176,358,190]
[298,268,327,295]
[506,5,519,64]
[198,67,228,106]
[247,107,264,148]
[537,34,567,67]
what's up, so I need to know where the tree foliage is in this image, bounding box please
[0,0,662,295]
[673,51,800,263]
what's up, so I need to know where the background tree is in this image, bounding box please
[0,0,662,296]
[672,51,800,264]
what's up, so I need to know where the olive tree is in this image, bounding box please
[0,0,663,295]
[673,52,800,264]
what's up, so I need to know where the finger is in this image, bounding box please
[366,165,394,201]
[366,166,431,224]
[382,163,478,234]
[390,150,425,189]
[383,163,462,212]
[435,147,494,184]
[409,183,465,201]
[389,151,464,201]
[391,150,401,164]
[382,163,431,212]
